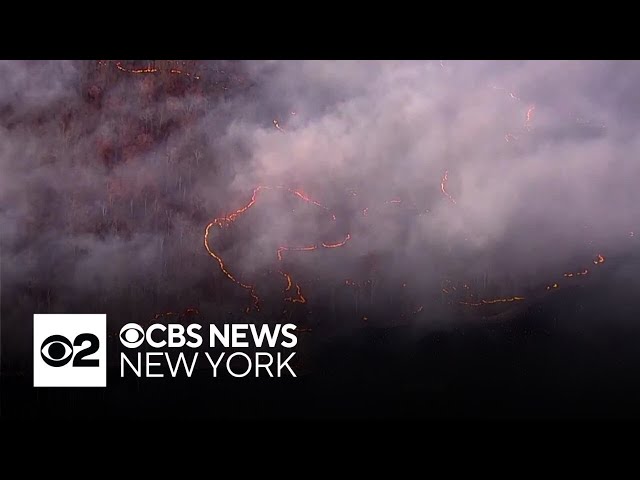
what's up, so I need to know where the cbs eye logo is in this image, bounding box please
[40,333,100,367]
[34,314,106,387]
[119,323,145,348]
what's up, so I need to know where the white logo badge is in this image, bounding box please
[33,314,106,387]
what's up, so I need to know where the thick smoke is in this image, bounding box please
[1,60,639,342]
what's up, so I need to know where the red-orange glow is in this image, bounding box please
[459,296,525,306]
[101,61,201,79]
[593,254,605,265]
[282,272,293,292]
[205,185,348,311]
[563,269,589,278]
[285,282,306,304]
[524,104,536,130]
[322,234,352,248]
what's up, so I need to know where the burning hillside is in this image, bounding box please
[1,60,638,351]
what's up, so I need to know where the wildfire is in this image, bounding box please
[525,105,536,129]
[322,234,352,248]
[459,296,525,306]
[493,83,536,142]
[204,179,613,315]
[277,244,317,261]
[281,271,306,303]
[100,60,201,80]
[440,170,457,204]
[87,62,632,330]
[199,73,614,318]
[205,185,349,312]
[151,307,201,322]
[563,269,589,278]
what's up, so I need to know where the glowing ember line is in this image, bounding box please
[277,245,318,262]
[286,283,306,304]
[105,61,201,79]
[322,234,352,248]
[291,189,336,219]
[280,271,306,303]
[459,296,525,306]
[465,250,608,306]
[563,269,589,278]
[282,272,293,292]
[205,185,347,311]
[151,307,200,322]
[525,104,536,130]
[441,170,457,204]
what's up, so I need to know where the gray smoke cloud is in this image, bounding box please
[1,60,638,335]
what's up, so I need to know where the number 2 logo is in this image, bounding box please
[40,334,100,367]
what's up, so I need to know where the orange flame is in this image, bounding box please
[322,234,352,248]
[205,186,349,311]
[563,269,589,278]
[101,61,201,79]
